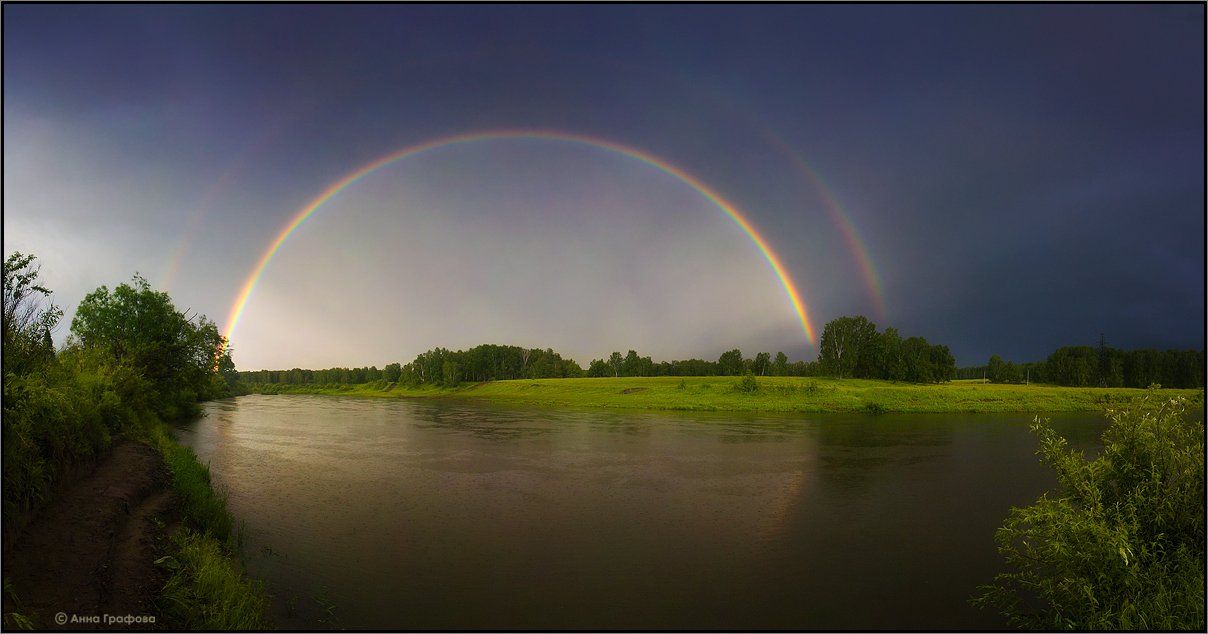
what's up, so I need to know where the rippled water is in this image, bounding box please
[174,394,1106,629]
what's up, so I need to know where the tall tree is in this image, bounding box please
[753,352,771,376]
[717,349,744,376]
[880,327,905,381]
[383,362,402,383]
[818,315,877,379]
[608,351,623,377]
[772,351,789,376]
[987,355,1006,383]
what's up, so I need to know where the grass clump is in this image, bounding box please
[973,390,1205,629]
[863,402,887,415]
[156,532,266,630]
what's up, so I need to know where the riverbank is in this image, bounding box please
[2,427,265,630]
[244,376,1203,413]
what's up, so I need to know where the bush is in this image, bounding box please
[973,390,1205,629]
[733,373,760,393]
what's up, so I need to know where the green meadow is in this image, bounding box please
[245,376,1203,414]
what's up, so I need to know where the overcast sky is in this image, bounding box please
[4,4,1203,370]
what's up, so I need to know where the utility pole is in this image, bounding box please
[1026,366,1029,386]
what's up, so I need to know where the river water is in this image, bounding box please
[174,394,1105,630]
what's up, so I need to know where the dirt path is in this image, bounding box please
[3,441,178,630]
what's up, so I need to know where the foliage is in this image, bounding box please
[2,252,262,627]
[3,579,35,631]
[733,372,760,393]
[962,346,1203,389]
[70,274,234,418]
[752,352,771,376]
[156,531,266,630]
[818,316,955,383]
[973,391,1205,630]
[242,344,585,386]
[772,351,789,376]
[2,263,237,526]
[586,358,611,377]
[717,348,745,376]
[382,362,402,383]
[622,350,652,377]
[1046,345,1202,389]
[2,253,62,376]
[819,315,876,378]
[244,345,836,386]
[1,351,131,521]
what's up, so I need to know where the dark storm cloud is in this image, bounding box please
[4,4,1202,368]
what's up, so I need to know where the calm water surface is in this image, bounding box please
[175,395,1106,630]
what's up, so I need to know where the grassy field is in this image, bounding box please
[245,376,1204,414]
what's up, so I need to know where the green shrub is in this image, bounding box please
[2,372,113,522]
[863,402,887,415]
[974,390,1205,629]
[733,373,760,393]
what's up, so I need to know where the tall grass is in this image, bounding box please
[148,427,235,543]
[147,425,266,629]
[156,532,265,630]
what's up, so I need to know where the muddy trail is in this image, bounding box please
[3,442,178,630]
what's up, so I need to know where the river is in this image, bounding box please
[174,394,1106,629]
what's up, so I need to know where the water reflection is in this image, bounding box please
[175,395,1106,630]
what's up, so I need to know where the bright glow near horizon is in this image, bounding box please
[232,143,802,370]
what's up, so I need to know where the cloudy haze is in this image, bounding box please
[4,4,1203,369]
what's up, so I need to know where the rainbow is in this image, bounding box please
[223,130,817,348]
[160,114,301,293]
[759,129,887,322]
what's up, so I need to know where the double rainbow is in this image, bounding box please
[759,129,886,322]
[223,130,817,348]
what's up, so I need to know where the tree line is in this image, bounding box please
[955,333,1205,389]
[240,315,958,386]
[239,343,585,388]
[238,345,829,387]
[582,349,818,378]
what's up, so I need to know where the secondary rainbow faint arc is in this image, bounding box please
[223,130,817,347]
[758,130,887,322]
